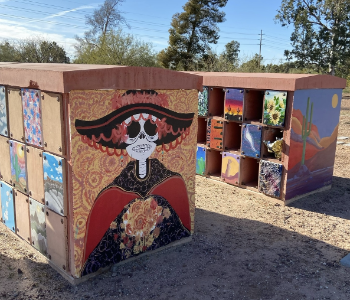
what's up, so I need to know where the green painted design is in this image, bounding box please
[301,97,314,166]
[196,157,205,175]
[13,154,21,182]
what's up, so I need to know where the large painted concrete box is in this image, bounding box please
[190,72,346,204]
[0,63,201,281]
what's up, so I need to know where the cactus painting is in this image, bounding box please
[196,146,206,175]
[9,141,27,193]
[285,89,342,200]
[224,88,243,121]
[0,86,8,136]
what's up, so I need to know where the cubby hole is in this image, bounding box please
[261,127,284,161]
[223,122,241,152]
[197,117,207,144]
[208,87,225,117]
[240,156,260,191]
[243,89,264,123]
[206,149,222,179]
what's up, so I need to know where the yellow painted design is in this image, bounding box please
[222,156,239,177]
[332,94,338,108]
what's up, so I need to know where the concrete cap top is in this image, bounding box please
[185,71,346,91]
[0,63,203,93]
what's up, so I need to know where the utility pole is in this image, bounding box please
[259,30,263,69]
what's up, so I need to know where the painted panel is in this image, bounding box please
[69,89,197,277]
[0,136,11,184]
[9,140,27,194]
[196,146,206,175]
[0,86,8,136]
[22,89,43,147]
[27,146,44,204]
[198,86,209,116]
[285,89,342,200]
[14,191,31,243]
[41,92,64,155]
[46,209,68,270]
[8,88,24,142]
[207,118,223,150]
[43,153,66,216]
[259,160,283,198]
[241,124,262,158]
[224,88,243,121]
[221,152,240,185]
[0,181,15,232]
[29,198,47,255]
[263,90,287,126]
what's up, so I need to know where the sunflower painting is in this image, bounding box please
[263,91,287,126]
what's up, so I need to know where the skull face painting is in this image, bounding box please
[75,90,194,276]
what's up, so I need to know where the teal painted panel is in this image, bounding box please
[0,181,15,232]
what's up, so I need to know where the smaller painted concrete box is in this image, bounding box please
[0,63,202,282]
[190,71,346,204]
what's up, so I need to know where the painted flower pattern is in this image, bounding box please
[22,89,42,146]
[264,91,287,126]
[0,86,8,136]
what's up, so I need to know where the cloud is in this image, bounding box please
[44,172,48,180]
[56,165,62,175]
[43,159,50,168]
[43,5,94,20]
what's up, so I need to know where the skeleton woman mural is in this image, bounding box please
[75,90,194,276]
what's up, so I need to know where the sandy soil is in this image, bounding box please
[1,96,350,300]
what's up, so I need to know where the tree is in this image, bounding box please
[222,40,240,64]
[86,0,127,37]
[276,0,350,75]
[0,41,18,62]
[238,54,264,73]
[0,39,69,63]
[158,0,228,70]
[74,30,159,67]
[16,39,70,63]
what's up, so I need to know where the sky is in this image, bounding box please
[0,0,294,62]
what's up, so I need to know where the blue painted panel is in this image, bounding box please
[196,146,206,175]
[0,86,8,136]
[0,181,15,232]
[241,124,262,158]
[43,152,64,216]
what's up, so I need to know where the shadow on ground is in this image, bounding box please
[1,206,350,300]
[290,176,350,220]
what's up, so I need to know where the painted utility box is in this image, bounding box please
[0,63,201,282]
[191,72,346,203]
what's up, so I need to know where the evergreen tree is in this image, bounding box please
[276,0,350,75]
[158,0,228,70]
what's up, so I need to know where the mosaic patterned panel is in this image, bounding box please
[29,198,47,255]
[207,118,223,150]
[224,88,243,121]
[43,153,65,216]
[0,86,8,136]
[198,86,209,116]
[259,160,283,197]
[0,181,15,232]
[263,90,287,127]
[22,89,43,147]
[196,146,206,175]
[10,140,27,193]
[241,124,262,158]
[221,152,240,185]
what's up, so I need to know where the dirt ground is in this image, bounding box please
[1,96,350,300]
